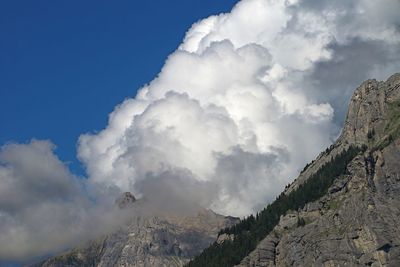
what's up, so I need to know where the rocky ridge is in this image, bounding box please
[32,73,400,267]
[237,73,400,266]
[32,198,238,267]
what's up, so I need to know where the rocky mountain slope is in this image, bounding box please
[32,194,238,267]
[33,73,400,267]
[237,73,400,266]
[187,73,400,267]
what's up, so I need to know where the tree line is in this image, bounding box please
[186,146,362,267]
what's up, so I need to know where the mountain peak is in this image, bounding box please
[284,73,400,195]
[194,72,400,267]
[115,192,136,209]
[341,73,400,147]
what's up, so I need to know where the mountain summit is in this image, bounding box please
[33,73,400,267]
[32,198,238,267]
[236,73,400,267]
[115,192,137,209]
[189,73,400,267]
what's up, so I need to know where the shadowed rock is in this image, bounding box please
[237,73,400,266]
[115,192,137,209]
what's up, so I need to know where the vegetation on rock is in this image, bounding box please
[186,146,362,267]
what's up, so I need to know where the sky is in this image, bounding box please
[0,0,239,175]
[1,0,400,264]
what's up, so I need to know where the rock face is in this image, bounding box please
[237,73,400,267]
[33,74,400,267]
[33,203,238,267]
[115,192,137,209]
[286,73,400,195]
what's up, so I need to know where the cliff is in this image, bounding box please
[32,203,238,267]
[237,73,400,266]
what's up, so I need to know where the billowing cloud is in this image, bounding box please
[0,140,129,262]
[78,41,334,216]
[79,0,400,217]
[2,0,400,261]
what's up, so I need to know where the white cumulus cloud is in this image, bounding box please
[0,140,130,261]
[1,0,400,262]
[79,0,400,217]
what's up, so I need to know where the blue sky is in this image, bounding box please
[0,0,238,176]
[1,1,400,265]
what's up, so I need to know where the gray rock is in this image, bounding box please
[115,192,137,209]
[33,73,400,267]
[33,206,238,267]
[286,73,400,195]
[237,73,400,267]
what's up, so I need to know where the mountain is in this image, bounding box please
[188,73,400,266]
[32,73,400,267]
[31,197,238,267]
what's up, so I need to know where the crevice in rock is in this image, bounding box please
[377,243,392,253]
[364,152,376,190]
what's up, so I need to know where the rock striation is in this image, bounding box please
[237,73,400,266]
[115,192,137,209]
[32,73,400,267]
[32,199,238,267]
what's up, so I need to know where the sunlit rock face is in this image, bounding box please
[33,193,238,267]
[237,74,400,267]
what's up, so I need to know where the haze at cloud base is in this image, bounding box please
[78,0,400,216]
[1,0,400,262]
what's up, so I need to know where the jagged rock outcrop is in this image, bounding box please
[286,73,400,194]
[115,192,137,209]
[33,200,238,267]
[237,73,400,267]
[33,74,400,267]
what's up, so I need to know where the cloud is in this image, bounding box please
[2,0,400,261]
[78,0,400,218]
[135,169,218,216]
[211,146,288,214]
[0,140,129,262]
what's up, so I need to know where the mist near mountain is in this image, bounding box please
[1,0,400,263]
[78,0,400,216]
